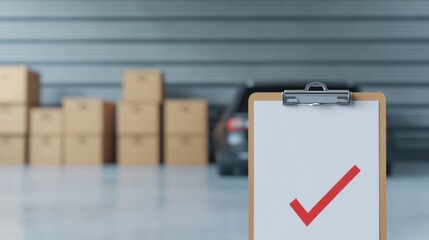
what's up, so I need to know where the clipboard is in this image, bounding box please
[248,82,386,240]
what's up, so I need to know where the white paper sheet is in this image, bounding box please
[254,101,379,240]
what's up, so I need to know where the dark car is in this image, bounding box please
[213,81,357,176]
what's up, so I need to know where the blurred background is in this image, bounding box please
[0,0,428,239]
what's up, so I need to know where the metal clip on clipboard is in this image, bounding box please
[282,82,352,106]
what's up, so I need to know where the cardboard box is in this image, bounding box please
[0,66,40,105]
[117,102,160,135]
[123,70,163,102]
[118,135,160,165]
[0,136,26,164]
[164,100,208,135]
[0,105,28,135]
[64,135,113,165]
[30,136,62,165]
[164,135,207,165]
[30,108,62,135]
[63,99,115,135]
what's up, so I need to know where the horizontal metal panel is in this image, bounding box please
[41,84,429,126]
[395,130,429,139]
[28,65,429,85]
[393,138,429,150]
[389,108,429,128]
[34,65,429,109]
[1,1,429,18]
[3,21,429,40]
[7,43,429,62]
[359,85,429,106]
[393,130,429,149]
[41,85,237,106]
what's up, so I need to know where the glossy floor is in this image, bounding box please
[0,162,426,240]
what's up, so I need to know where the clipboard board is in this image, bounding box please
[248,82,386,240]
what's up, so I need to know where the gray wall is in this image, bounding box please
[1,0,429,154]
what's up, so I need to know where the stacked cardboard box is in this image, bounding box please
[164,100,208,165]
[30,108,63,165]
[117,70,163,165]
[63,99,115,165]
[0,66,39,164]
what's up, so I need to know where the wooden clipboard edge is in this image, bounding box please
[353,92,387,240]
[248,92,386,240]
[248,92,280,240]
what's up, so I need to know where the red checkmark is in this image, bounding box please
[290,165,361,226]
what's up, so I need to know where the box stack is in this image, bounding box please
[30,108,63,165]
[0,66,39,164]
[63,99,115,165]
[164,100,208,165]
[117,70,163,165]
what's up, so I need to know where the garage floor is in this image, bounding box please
[0,162,426,240]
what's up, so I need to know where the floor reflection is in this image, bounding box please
[0,163,426,239]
